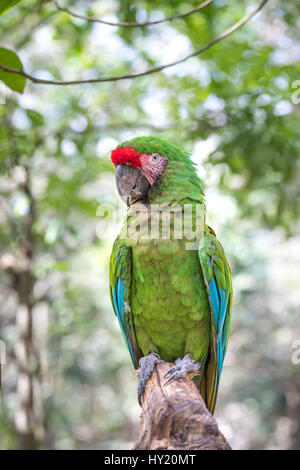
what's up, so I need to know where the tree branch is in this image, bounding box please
[54,0,212,27]
[0,0,269,86]
[135,362,231,450]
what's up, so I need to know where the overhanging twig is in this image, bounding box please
[54,0,212,27]
[0,0,269,86]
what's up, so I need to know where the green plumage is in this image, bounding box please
[110,137,232,414]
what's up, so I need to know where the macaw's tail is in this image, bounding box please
[199,338,220,415]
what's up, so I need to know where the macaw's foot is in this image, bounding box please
[164,353,200,386]
[138,353,164,406]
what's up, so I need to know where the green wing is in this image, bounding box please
[109,236,142,368]
[198,226,232,414]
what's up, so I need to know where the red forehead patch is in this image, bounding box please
[111,146,141,168]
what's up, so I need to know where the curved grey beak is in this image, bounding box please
[116,164,150,207]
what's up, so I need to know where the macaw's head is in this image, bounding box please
[111,136,202,206]
[111,137,168,206]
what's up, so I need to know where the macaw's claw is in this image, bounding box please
[163,356,183,378]
[163,353,200,387]
[138,353,164,406]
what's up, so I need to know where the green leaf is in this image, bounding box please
[0,47,25,93]
[0,0,21,16]
[26,109,45,125]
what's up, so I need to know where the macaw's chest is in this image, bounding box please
[130,239,211,361]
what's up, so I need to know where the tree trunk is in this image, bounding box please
[134,362,231,450]
[12,170,44,449]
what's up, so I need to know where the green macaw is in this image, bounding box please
[109,137,232,414]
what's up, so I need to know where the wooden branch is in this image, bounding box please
[134,362,231,450]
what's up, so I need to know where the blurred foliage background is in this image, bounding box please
[0,0,300,450]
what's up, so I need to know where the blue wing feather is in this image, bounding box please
[112,279,136,364]
[117,277,124,321]
[109,237,142,368]
[209,276,219,325]
[199,229,232,412]
[208,276,228,382]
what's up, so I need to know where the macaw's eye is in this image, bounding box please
[151,153,159,161]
